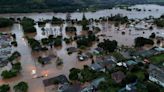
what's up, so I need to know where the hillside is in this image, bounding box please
[0,0,164,13]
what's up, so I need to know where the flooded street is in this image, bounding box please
[0,4,164,92]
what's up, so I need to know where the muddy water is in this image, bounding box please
[1,4,164,21]
[0,24,93,92]
[0,4,164,92]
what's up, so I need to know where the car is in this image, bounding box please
[78,55,86,61]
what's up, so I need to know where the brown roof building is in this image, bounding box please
[111,71,126,83]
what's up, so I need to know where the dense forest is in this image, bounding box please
[0,0,164,13]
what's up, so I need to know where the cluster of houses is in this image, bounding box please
[41,44,164,92]
[131,47,164,58]
[131,46,164,88]
[42,55,140,92]
[90,56,117,72]
[0,33,12,67]
[43,74,106,92]
[42,53,164,92]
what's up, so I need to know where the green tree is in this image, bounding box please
[0,18,13,28]
[0,84,10,92]
[20,17,36,33]
[80,66,96,82]
[65,26,77,32]
[149,32,156,39]
[134,37,154,47]
[154,18,164,27]
[14,82,28,92]
[76,36,92,48]
[69,68,80,81]
[81,13,89,30]
[27,38,41,50]
[41,38,49,45]
[51,16,64,25]
[1,70,17,79]
[98,39,118,53]
[146,82,160,92]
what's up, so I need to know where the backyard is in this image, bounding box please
[148,54,164,65]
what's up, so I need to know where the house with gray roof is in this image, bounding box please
[90,63,105,72]
[57,84,81,92]
[91,77,105,88]
[148,64,164,87]
[80,77,105,92]
[94,56,116,71]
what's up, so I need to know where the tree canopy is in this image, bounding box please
[20,17,36,33]
[0,84,10,92]
[134,37,154,47]
[14,81,28,92]
[0,18,13,28]
[98,39,118,53]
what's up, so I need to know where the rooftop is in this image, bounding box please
[91,77,105,88]
[126,60,138,66]
[149,64,164,83]
[43,75,69,87]
[90,63,104,71]
[58,84,81,92]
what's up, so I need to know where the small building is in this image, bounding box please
[80,77,105,92]
[132,49,158,58]
[100,60,116,70]
[91,77,105,88]
[80,85,94,92]
[104,56,117,63]
[90,63,105,72]
[125,60,138,67]
[43,75,69,87]
[58,84,81,92]
[93,48,104,55]
[119,82,138,92]
[39,56,51,65]
[0,58,9,67]
[116,60,138,69]
[148,64,164,87]
[154,47,164,52]
[0,33,12,67]
[111,71,126,83]
[99,56,117,70]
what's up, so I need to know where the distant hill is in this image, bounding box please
[0,0,164,13]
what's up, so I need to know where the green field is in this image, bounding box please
[148,54,164,65]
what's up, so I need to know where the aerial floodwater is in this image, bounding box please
[0,4,164,20]
[0,4,164,92]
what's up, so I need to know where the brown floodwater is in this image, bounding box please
[0,4,164,92]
